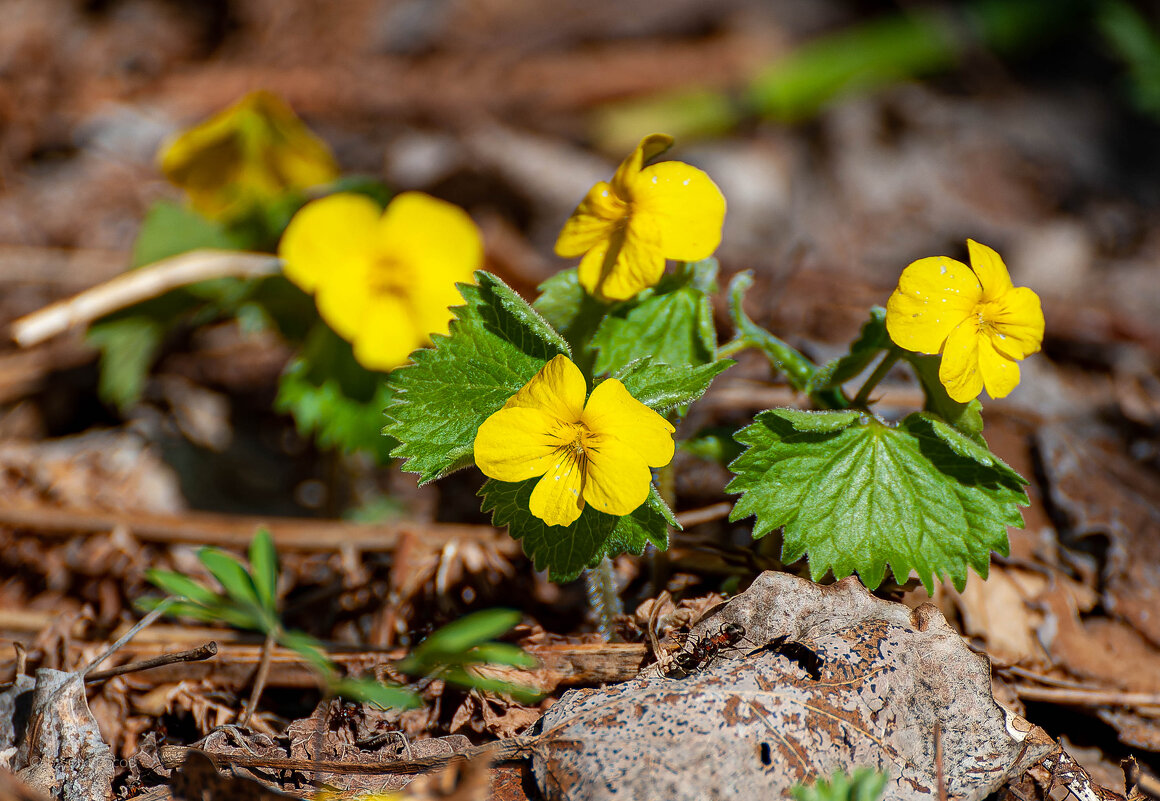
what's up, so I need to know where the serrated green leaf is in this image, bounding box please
[329,677,420,710]
[276,351,395,462]
[532,268,608,370]
[86,317,164,411]
[384,272,570,484]
[479,478,669,582]
[613,358,733,413]
[131,200,245,269]
[247,528,278,614]
[591,260,718,374]
[727,409,1026,592]
[808,307,890,393]
[645,483,679,532]
[905,353,985,442]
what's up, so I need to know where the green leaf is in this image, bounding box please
[86,317,164,411]
[131,200,245,269]
[905,353,985,441]
[157,601,260,630]
[792,768,888,801]
[275,350,395,462]
[144,569,221,608]
[680,426,745,466]
[726,409,1027,592]
[479,478,669,582]
[591,259,719,374]
[532,268,609,371]
[197,548,265,618]
[329,677,420,710]
[384,272,570,484]
[463,643,540,669]
[278,630,333,675]
[407,609,522,664]
[436,667,544,704]
[247,528,279,614]
[613,358,733,413]
[808,307,890,393]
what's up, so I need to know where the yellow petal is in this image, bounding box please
[279,194,381,293]
[967,239,1013,303]
[376,192,482,338]
[504,355,587,423]
[611,134,674,197]
[580,223,665,302]
[583,434,653,517]
[349,295,425,371]
[986,286,1044,361]
[252,92,340,189]
[581,379,675,468]
[977,336,1021,399]
[627,161,726,262]
[554,182,624,259]
[939,319,985,402]
[885,256,981,354]
[312,253,374,342]
[474,406,562,482]
[529,451,586,526]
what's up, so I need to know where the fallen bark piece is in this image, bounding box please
[527,572,1054,801]
[13,669,114,801]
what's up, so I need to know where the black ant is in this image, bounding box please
[762,634,823,680]
[667,622,747,676]
[329,701,363,733]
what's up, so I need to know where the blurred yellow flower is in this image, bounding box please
[886,239,1044,402]
[279,192,483,371]
[474,355,675,527]
[159,90,339,221]
[554,133,726,302]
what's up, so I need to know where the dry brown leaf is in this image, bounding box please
[12,669,113,801]
[526,573,1052,801]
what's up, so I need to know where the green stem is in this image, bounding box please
[852,349,901,408]
[585,557,623,642]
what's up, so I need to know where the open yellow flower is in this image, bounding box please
[474,355,675,527]
[159,90,339,222]
[554,134,726,302]
[279,192,483,371]
[886,239,1044,402]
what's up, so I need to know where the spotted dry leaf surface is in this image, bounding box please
[528,573,1052,801]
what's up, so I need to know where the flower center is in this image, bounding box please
[368,254,412,299]
[555,421,592,465]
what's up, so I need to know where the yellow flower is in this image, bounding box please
[554,133,726,302]
[159,90,339,221]
[278,192,483,371]
[885,239,1044,402]
[474,355,675,527]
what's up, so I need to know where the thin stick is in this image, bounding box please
[0,505,504,552]
[10,250,279,347]
[675,502,733,528]
[238,630,278,729]
[1012,684,1160,709]
[85,642,218,683]
[160,738,532,775]
[81,600,173,677]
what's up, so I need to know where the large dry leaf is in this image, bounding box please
[1037,423,1160,649]
[527,573,1053,800]
[12,669,114,801]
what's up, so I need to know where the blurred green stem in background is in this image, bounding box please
[596,0,1089,149]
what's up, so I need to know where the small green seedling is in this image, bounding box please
[791,768,888,801]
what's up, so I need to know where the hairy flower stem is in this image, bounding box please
[852,349,901,409]
[585,557,623,641]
